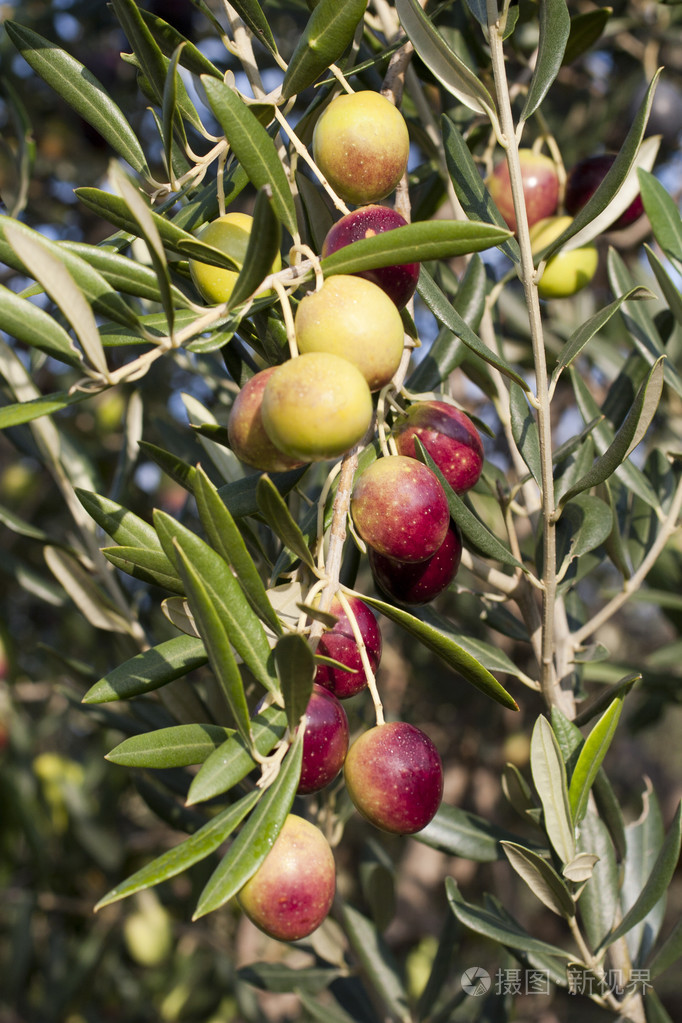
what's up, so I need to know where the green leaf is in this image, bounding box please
[102,545,184,593]
[282,0,367,100]
[510,383,542,486]
[558,357,665,511]
[321,219,512,277]
[446,878,574,960]
[186,706,288,806]
[193,730,303,918]
[418,268,529,389]
[174,544,253,745]
[418,802,532,861]
[0,282,82,368]
[75,489,163,550]
[275,634,315,732]
[226,186,282,310]
[61,241,192,306]
[638,167,682,266]
[337,900,411,1023]
[647,917,682,980]
[138,5,224,77]
[551,286,655,387]
[643,990,675,1023]
[441,116,519,264]
[414,440,524,571]
[563,7,612,65]
[154,511,279,696]
[520,0,570,122]
[193,467,281,635]
[255,475,315,570]
[111,0,169,106]
[568,695,624,825]
[395,0,496,116]
[139,441,197,493]
[106,723,235,768]
[556,494,613,576]
[44,546,131,634]
[577,811,619,950]
[501,842,575,918]
[218,465,308,520]
[238,963,348,994]
[600,801,681,955]
[94,791,260,910]
[224,0,277,54]
[361,594,518,711]
[4,21,149,176]
[82,635,207,704]
[531,716,575,865]
[645,245,682,329]
[202,77,297,240]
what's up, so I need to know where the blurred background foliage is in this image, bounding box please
[1,0,682,1021]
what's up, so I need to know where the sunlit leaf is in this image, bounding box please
[106,723,235,768]
[520,0,570,122]
[568,695,624,825]
[82,635,207,704]
[282,0,367,100]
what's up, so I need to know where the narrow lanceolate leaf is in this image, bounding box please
[44,546,131,635]
[4,21,149,176]
[75,489,163,550]
[102,545,184,593]
[138,5,224,77]
[322,220,511,278]
[111,0,168,105]
[106,723,235,768]
[94,790,260,910]
[275,633,315,731]
[4,223,108,377]
[174,544,253,745]
[418,269,529,389]
[193,468,281,636]
[281,0,367,100]
[418,803,534,862]
[338,901,411,1023]
[82,635,207,704]
[531,716,575,865]
[510,384,542,486]
[395,0,496,116]
[0,389,92,428]
[568,696,624,826]
[557,357,665,512]
[638,167,682,267]
[226,0,277,55]
[154,511,279,695]
[501,842,575,918]
[446,878,574,960]
[187,706,288,806]
[577,811,618,949]
[61,242,192,307]
[563,7,611,66]
[647,917,682,981]
[551,287,655,386]
[202,77,297,239]
[441,116,519,264]
[414,440,524,571]
[227,187,281,310]
[520,0,570,122]
[0,283,81,368]
[646,245,682,329]
[362,594,518,711]
[599,802,681,953]
[193,730,303,919]
[256,475,316,570]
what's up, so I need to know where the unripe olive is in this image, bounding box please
[261,352,373,462]
[189,212,282,304]
[530,215,598,299]
[313,91,410,206]
[228,368,307,473]
[295,276,404,391]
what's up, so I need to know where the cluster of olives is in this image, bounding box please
[186,90,487,944]
[486,149,644,298]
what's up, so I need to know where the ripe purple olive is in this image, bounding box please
[321,205,420,309]
[351,455,450,563]
[237,814,336,941]
[312,91,410,206]
[343,721,443,834]
[228,368,307,473]
[564,153,644,231]
[369,521,462,605]
[392,400,484,495]
[298,683,349,794]
[315,595,382,699]
[486,149,559,234]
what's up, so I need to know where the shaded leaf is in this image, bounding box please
[577,811,619,949]
[647,917,682,981]
[338,900,411,1023]
[256,474,315,569]
[563,7,611,66]
[82,635,207,704]
[275,633,315,732]
[44,546,131,635]
[418,802,536,861]
[239,963,347,994]
[638,167,682,266]
[531,716,575,865]
[227,186,282,309]
[510,383,542,486]
[501,842,575,918]
[520,0,570,122]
